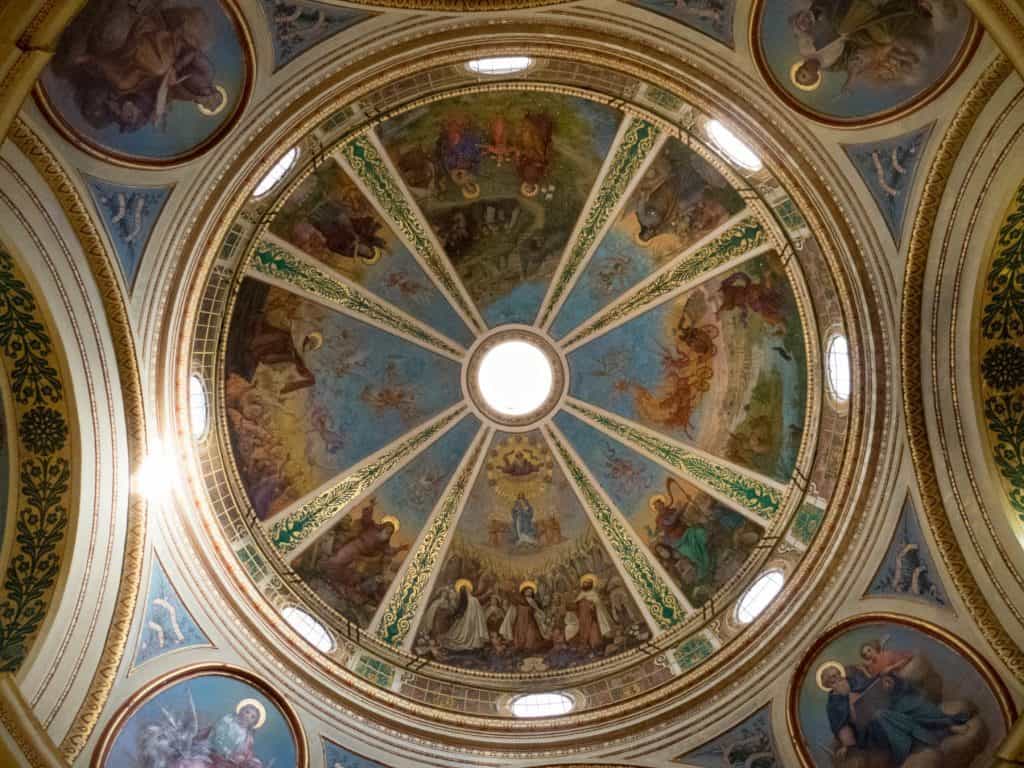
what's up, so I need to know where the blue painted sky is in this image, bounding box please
[85,177,170,289]
[377,91,622,327]
[260,0,370,70]
[867,497,947,606]
[272,158,473,348]
[567,254,806,481]
[844,123,934,245]
[225,280,463,517]
[550,140,742,339]
[134,559,209,667]
[103,674,298,767]
[674,706,778,766]
[627,0,735,48]
[41,0,247,160]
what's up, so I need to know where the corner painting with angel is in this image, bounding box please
[38,0,251,163]
[753,0,977,123]
[793,619,1010,768]
[100,672,299,768]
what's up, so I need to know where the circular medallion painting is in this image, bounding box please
[790,615,1013,767]
[98,667,304,767]
[36,0,252,166]
[751,0,979,125]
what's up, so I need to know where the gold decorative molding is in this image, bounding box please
[0,674,67,768]
[967,0,1024,79]
[5,119,148,760]
[900,55,1024,680]
[0,0,85,140]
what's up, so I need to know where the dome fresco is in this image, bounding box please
[207,81,844,691]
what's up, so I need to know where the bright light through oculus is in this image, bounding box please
[706,120,763,172]
[136,444,176,501]
[282,606,334,653]
[736,570,785,624]
[477,340,553,416]
[827,334,852,403]
[466,56,533,76]
[510,692,575,718]
[253,147,297,197]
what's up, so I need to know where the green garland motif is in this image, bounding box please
[675,634,714,670]
[268,408,466,553]
[0,248,72,672]
[547,428,684,629]
[251,240,462,358]
[979,182,1024,523]
[563,217,766,348]
[341,137,482,332]
[791,502,824,545]
[567,403,781,520]
[981,182,1024,341]
[539,120,660,327]
[377,432,486,645]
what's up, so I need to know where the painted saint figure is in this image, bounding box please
[511,493,538,546]
[569,575,613,651]
[208,700,265,768]
[442,579,491,651]
[50,0,225,133]
[818,653,973,766]
[500,582,551,653]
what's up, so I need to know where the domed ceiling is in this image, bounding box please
[196,72,851,708]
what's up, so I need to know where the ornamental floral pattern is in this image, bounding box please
[979,181,1024,523]
[0,246,73,671]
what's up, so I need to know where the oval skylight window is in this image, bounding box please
[466,56,533,76]
[510,692,575,718]
[706,119,763,172]
[253,147,298,197]
[282,606,334,653]
[826,334,852,403]
[736,570,785,624]
[189,374,208,440]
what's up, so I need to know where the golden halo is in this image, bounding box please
[815,660,846,692]
[648,493,671,514]
[454,578,474,594]
[790,61,822,92]
[520,182,540,198]
[461,182,481,200]
[580,573,599,588]
[197,84,229,116]
[380,514,400,534]
[304,332,323,352]
[519,579,538,594]
[236,698,267,729]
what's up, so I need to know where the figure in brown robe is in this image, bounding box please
[499,585,550,653]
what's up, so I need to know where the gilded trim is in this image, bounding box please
[899,56,1024,680]
[91,663,308,768]
[786,613,1017,768]
[5,119,148,761]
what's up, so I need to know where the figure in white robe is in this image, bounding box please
[443,582,489,651]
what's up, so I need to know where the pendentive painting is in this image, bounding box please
[412,430,650,673]
[791,616,1012,767]
[752,0,978,124]
[37,0,252,165]
[99,668,303,767]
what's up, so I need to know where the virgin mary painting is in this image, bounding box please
[37,0,251,164]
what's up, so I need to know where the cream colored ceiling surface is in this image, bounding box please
[0,1,1020,767]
